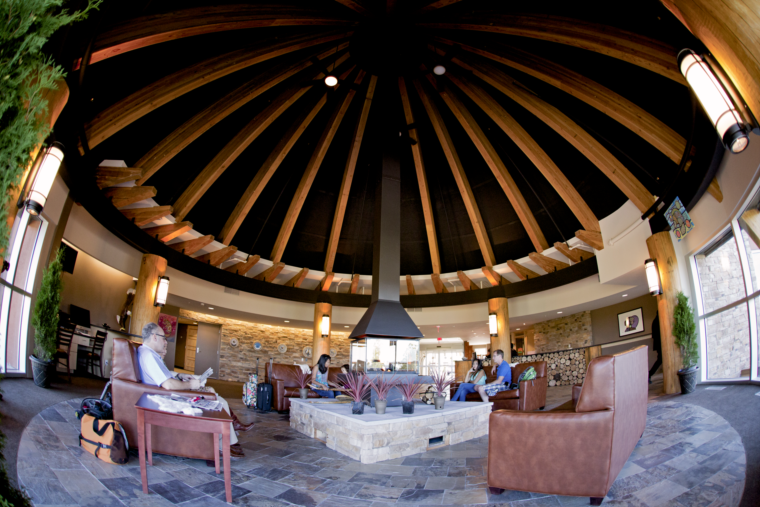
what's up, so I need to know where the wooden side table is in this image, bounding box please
[135,393,234,502]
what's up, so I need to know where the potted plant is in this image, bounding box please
[30,249,64,388]
[369,373,398,414]
[398,378,424,415]
[330,372,371,414]
[289,367,311,399]
[673,291,699,394]
[430,368,456,410]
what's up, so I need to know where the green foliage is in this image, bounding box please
[32,248,64,362]
[0,411,31,507]
[0,0,100,251]
[673,291,699,370]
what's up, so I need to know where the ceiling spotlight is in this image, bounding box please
[622,294,628,297]
[208,307,214,310]
[433,65,446,75]
[325,75,338,87]
[284,320,290,323]
[557,311,563,314]
[344,325,349,328]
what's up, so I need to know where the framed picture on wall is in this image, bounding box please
[158,313,178,342]
[617,308,644,337]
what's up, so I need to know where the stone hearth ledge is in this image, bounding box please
[289,399,492,464]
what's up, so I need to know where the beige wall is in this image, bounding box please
[589,294,658,345]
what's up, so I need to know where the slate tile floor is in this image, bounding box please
[18,396,745,506]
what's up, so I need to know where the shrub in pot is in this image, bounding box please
[398,378,424,415]
[673,291,699,394]
[289,367,311,399]
[330,373,371,415]
[430,368,456,410]
[30,249,64,388]
[369,373,398,414]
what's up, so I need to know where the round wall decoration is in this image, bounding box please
[303,346,312,358]
[330,349,336,357]
[278,344,287,353]
[254,342,262,350]
[229,338,239,347]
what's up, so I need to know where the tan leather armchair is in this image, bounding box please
[450,361,547,411]
[487,346,648,505]
[266,362,342,412]
[111,338,218,460]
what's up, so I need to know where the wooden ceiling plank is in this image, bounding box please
[142,221,193,243]
[173,84,312,221]
[456,270,480,290]
[103,186,157,208]
[416,0,466,15]
[553,242,595,263]
[708,177,724,203]
[399,76,442,274]
[284,267,309,288]
[443,57,656,213]
[253,262,286,282]
[271,70,366,263]
[741,210,760,248]
[224,255,261,274]
[434,38,685,163]
[168,234,214,255]
[96,167,143,188]
[406,275,416,295]
[429,74,549,252]
[334,0,370,15]
[507,260,541,281]
[528,252,570,273]
[575,229,604,250]
[421,15,683,83]
[120,206,173,227]
[350,273,360,294]
[431,273,449,293]
[84,29,351,150]
[411,78,496,266]
[194,245,238,266]
[324,75,378,272]
[316,272,335,291]
[135,47,349,185]
[482,266,510,286]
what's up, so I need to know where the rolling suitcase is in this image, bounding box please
[256,383,272,412]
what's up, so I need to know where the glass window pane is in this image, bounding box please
[738,226,760,293]
[705,303,751,379]
[695,233,747,314]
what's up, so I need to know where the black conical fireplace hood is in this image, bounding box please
[349,94,422,341]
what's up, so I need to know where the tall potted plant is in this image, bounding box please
[673,291,699,394]
[369,373,397,414]
[430,368,456,410]
[30,249,64,387]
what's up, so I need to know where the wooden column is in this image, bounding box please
[585,345,603,366]
[646,231,684,394]
[488,297,511,362]
[313,302,332,365]
[131,254,168,338]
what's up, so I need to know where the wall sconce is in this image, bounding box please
[489,313,498,337]
[645,259,662,296]
[678,49,756,154]
[24,143,64,215]
[154,276,170,306]
[320,315,330,337]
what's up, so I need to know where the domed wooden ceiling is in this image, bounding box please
[78,0,712,287]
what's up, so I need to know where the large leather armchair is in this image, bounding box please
[266,362,342,412]
[487,346,648,505]
[111,338,218,460]
[450,361,547,411]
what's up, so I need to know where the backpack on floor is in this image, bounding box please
[79,414,129,465]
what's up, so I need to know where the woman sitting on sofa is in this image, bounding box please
[450,358,486,402]
[311,354,335,398]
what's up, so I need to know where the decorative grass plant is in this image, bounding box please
[397,377,425,402]
[369,372,398,401]
[329,372,371,403]
[289,367,311,389]
[430,368,457,397]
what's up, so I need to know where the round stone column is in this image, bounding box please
[488,297,511,362]
[313,302,332,364]
[131,254,167,338]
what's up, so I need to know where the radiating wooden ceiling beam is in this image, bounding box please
[553,242,594,263]
[507,260,540,281]
[575,230,604,250]
[427,74,549,252]
[224,255,260,275]
[482,266,510,286]
[271,70,366,263]
[528,252,570,273]
[135,47,349,185]
[433,37,686,163]
[443,58,656,213]
[96,167,142,188]
[79,5,357,66]
[194,246,237,266]
[143,221,193,243]
[741,209,760,248]
[431,273,449,293]
[350,273,360,294]
[284,268,310,288]
[334,0,371,15]
[415,0,466,15]
[456,270,480,290]
[421,15,683,83]
[399,76,441,274]
[412,78,496,266]
[406,275,416,295]
[84,29,351,150]
[253,262,286,282]
[120,206,173,226]
[316,272,335,291]
[169,235,214,255]
[324,75,378,272]
[708,178,724,203]
[103,186,156,208]
[173,84,312,221]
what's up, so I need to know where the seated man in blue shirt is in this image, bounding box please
[475,349,512,402]
[138,322,254,459]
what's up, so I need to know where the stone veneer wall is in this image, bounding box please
[533,311,592,353]
[180,310,350,383]
[515,349,586,387]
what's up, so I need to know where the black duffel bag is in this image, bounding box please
[76,381,113,420]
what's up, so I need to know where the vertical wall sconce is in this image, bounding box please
[25,143,64,215]
[489,313,498,337]
[645,259,662,296]
[320,315,330,337]
[154,276,170,306]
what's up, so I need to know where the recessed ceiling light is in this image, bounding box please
[516,328,521,330]
[433,64,446,75]
[344,325,349,328]
[193,322,197,325]
[324,75,338,87]
[622,294,628,297]
[557,311,562,314]
[208,307,214,310]
[284,320,290,323]
[523,323,526,325]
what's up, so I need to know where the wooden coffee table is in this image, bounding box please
[135,393,234,502]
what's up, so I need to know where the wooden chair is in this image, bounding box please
[55,324,75,382]
[81,330,107,378]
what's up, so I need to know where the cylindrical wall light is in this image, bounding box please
[26,143,64,215]
[320,315,330,337]
[154,276,170,307]
[489,313,498,337]
[645,259,662,296]
[678,49,750,154]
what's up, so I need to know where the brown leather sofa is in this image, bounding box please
[487,346,648,505]
[450,361,547,411]
[111,337,218,460]
[266,362,342,411]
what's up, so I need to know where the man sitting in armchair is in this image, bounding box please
[138,322,254,458]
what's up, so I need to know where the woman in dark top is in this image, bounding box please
[311,354,334,398]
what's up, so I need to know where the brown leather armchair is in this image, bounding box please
[111,338,218,460]
[450,361,547,411]
[487,346,648,505]
[266,362,342,412]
